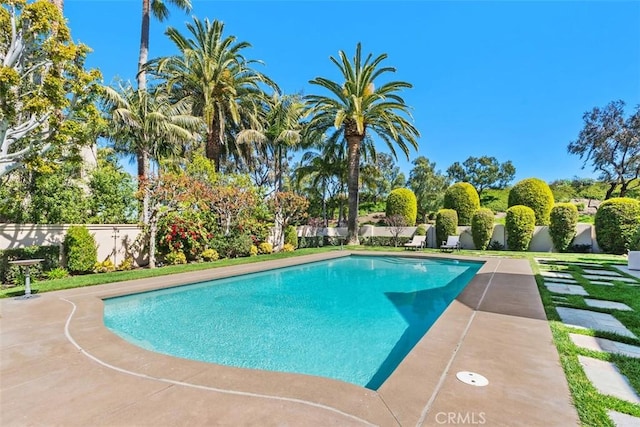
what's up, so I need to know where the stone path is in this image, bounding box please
[608,411,640,427]
[582,268,625,277]
[557,307,637,338]
[544,283,588,296]
[578,356,640,404]
[589,280,615,286]
[582,274,638,284]
[584,299,633,311]
[541,271,574,279]
[570,334,640,359]
[544,277,579,284]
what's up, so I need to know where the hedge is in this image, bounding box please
[594,197,640,254]
[63,225,98,274]
[508,178,554,225]
[549,203,578,252]
[284,225,299,249]
[436,209,458,245]
[386,188,418,226]
[0,245,61,285]
[471,208,495,250]
[443,182,480,226]
[505,205,536,251]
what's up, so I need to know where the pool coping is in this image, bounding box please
[1,251,578,426]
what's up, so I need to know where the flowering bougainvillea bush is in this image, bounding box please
[157,212,213,262]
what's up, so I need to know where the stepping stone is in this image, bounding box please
[584,299,633,311]
[541,271,574,279]
[578,356,640,404]
[557,308,637,338]
[570,334,640,359]
[545,283,588,296]
[588,280,615,287]
[582,268,624,277]
[535,258,559,264]
[608,411,640,427]
[582,274,638,284]
[544,277,579,285]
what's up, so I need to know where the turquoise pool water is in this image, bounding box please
[104,255,482,389]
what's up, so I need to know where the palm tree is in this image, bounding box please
[103,83,201,222]
[306,43,420,244]
[137,0,191,91]
[236,93,305,192]
[150,18,277,172]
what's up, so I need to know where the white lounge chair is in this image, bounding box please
[440,235,461,252]
[404,235,426,250]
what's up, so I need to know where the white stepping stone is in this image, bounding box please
[589,280,615,287]
[557,308,637,338]
[570,334,640,359]
[608,411,640,427]
[545,283,588,296]
[541,271,574,279]
[584,299,633,311]
[582,274,638,284]
[582,269,624,277]
[578,356,640,404]
[544,277,579,284]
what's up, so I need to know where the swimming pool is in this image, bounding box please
[104,255,482,389]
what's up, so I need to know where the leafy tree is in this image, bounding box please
[568,100,640,199]
[407,156,450,222]
[306,43,419,244]
[267,191,309,250]
[0,0,103,177]
[87,148,137,223]
[446,156,515,195]
[208,175,261,236]
[151,18,276,171]
[360,152,402,202]
[29,167,89,224]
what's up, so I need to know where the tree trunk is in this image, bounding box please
[137,149,150,223]
[275,145,283,192]
[619,180,629,198]
[206,124,222,172]
[148,216,157,269]
[322,179,327,227]
[50,0,63,12]
[137,0,150,91]
[605,182,617,200]
[346,135,362,245]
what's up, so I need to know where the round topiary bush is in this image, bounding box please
[505,205,536,251]
[284,225,299,249]
[436,209,458,246]
[508,178,554,225]
[386,188,418,226]
[443,182,480,226]
[471,208,495,250]
[549,203,578,252]
[594,197,640,254]
[415,224,427,236]
[64,225,97,274]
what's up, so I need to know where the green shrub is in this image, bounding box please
[94,258,116,273]
[165,251,187,265]
[157,213,210,262]
[415,224,427,236]
[258,242,273,255]
[284,225,299,249]
[505,205,536,251]
[116,257,134,271]
[594,197,640,254]
[443,182,480,226]
[281,243,295,252]
[249,245,258,257]
[508,178,554,225]
[0,245,60,284]
[385,188,418,226]
[211,233,253,258]
[549,203,578,252]
[201,248,219,262]
[435,209,458,245]
[471,208,495,250]
[64,226,97,274]
[46,267,68,280]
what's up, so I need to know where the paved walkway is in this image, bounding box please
[0,252,578,426]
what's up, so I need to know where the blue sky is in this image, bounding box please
[65,0,640,184]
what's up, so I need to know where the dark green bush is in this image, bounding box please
[385,188,418,226]
[0,245,61,285]
[549,203,578,252]
[443,182,480,226]
[471,208,495,250]
[594,197,640,254]
[210,233,253,258]
[508,178,554,225]
[505,205,536,251]
[284,225,299,249]
[415,224,427,236]
[63,226,97,274]
[436,209,458,245]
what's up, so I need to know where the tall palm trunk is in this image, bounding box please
[137,149,150,223]
[137,0,150,91]
[206,125,222,172]
[346,135,362,245]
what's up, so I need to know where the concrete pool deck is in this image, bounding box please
[0,251,578,426]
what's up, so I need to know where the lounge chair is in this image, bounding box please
[404,235,426,250]
[440,235,461,252]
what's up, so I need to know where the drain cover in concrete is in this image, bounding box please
[544,277,579,284]
[589,280,615,287]
[456,371,488,387]
[541,271,574,279]
[584,299,633,311]
[583,274,638,284]
[582,269,624,277]
[578,356,640,404]
[557,308,637,338]
[608,411,640,427]
[570,334,640,359]
[544,283,588,295]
